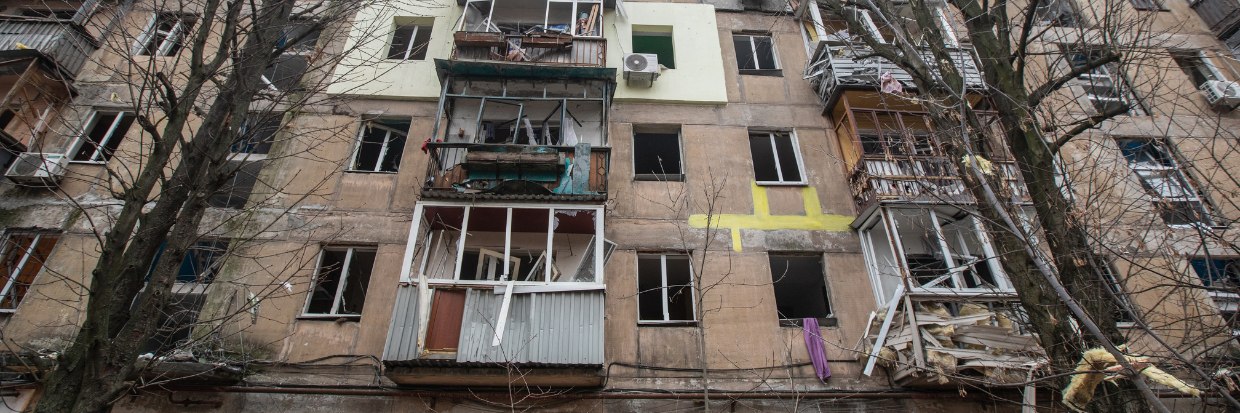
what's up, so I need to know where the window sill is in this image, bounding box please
[67,160,106,165]
[779,317,837,328]
[739,69,782,77]
[638,320,698,326]
[345,169,398,175]
[755,181,807,187]
[634,174,684,182]
[297,314,361,321]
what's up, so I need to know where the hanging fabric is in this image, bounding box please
[802,318,832,382]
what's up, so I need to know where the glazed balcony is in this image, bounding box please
[806,42,984,111]
[0,16,97,76]
[1191,0,1240,38]
[422,143,609,201]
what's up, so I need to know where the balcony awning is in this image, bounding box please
[435,58,616,83]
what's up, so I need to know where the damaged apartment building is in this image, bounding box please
[0,0,1237,411]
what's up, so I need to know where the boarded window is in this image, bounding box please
[749,131,803,184]
[768,254,832,321]
[305,247,376,317]
[638,254,694,322]
[632,130,682,180]
[0,231,59,311]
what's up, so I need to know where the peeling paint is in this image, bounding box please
[688,182,852,251]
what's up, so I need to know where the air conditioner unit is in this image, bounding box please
[1201,80,1240,110]
[5,153,68,186]
[622,53,660,87]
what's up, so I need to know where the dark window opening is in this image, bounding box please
[0,109,16,131]
[1172,51,1222,89]
[1128,0,1166,11]
[21,9,77,20]
[388,24,433,60]
[749,131,802,184]
[73,112,135,162]
[769,254,832,321]
[262,55,310,92]
[0,231,60,310]
[733,33,779,73]
[352,119,410,172]
[638,254,694,322]
[233,113,280,154]
[136,13,196,56]
[1192,258,1240,288]
[305,247,376,316]
[633,130,682,180]
[208,160,263,209]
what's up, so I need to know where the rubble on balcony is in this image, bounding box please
[450,0,608,67]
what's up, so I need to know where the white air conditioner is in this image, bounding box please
[622,53,660,87]
[5,153,68,186]
[1201,80,1240,110]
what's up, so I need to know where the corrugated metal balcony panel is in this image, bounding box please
[457,289,604,365]
[1192,0,1240,36]
[0,19,96,75]
[381,285,422,361]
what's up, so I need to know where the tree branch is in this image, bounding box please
[1050,103,1130,152]
[1028,51,1120,107]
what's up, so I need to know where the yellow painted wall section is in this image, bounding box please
[689,182,853,251]
[326,2,458,99]
[608,3,728,104]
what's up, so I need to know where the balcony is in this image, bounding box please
[806,42,984,111]
[1191,0,1240,38]
[0,17,97,76]
[452,32,607,67]
[450,0,609,68]
[423,143,609,201]
[849,156,1026,214]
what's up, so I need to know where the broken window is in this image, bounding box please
[1116,139,1212,226]
[388,22,433,60]
[207,160,264,209]
[1171,50,1225,89]
[0,231,59,311]
[232,112,280,155]
[638,253,695,323]
[769,254,832,322]
[749,130,803,184]
[71,111,135,162]
[351,119,409,173]
[1191,257,1240,334]
[410,205,609,283]
[437,79,607,146]
[859,207,1012,305]
[734,33,780,73]
[632,27,675,69]
[262,19,320,91]
[632,128,682,180]
[138,239,228,354]
[1065,49,1144,116]
[546,0,603,37]
[1034,0,1082,27]
[134,13,195,56]
[304,247,376,317]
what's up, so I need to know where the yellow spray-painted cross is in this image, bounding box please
[688,182,854,252]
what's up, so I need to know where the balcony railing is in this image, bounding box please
[0,18,97,76]
[423,142,609,201]
[1191,0,1240,37]
[452,32,606,67]
[806,41,984,109]
[849,155,1027,211]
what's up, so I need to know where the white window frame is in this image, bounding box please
[750,130,806,185]
[388,23,431,61]
[855,9,886,43]
[1173,50,1227,86]
[457,0,497,32]
[348,120,408,173]
[70,111,133,163]
[1116,139,1213,227]
[545,0,604,38]
[133,13,193,56]
[734,33,781,71]
[637,253,697,324]
[301,246,376,318]
[0,231,57,313]
[1066,49,1145,116]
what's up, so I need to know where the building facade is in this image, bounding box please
[0,0,1236,411]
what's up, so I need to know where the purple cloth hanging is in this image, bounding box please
[802,318,832,382]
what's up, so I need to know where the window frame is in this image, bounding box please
[261,19,321,91]
[1064,48,1146,116]
[133,13,195,57]
[631,28,675,69]
[0,230,60,312]
[637,253,697,324]
[544,0,604,38]
[1171,50,1226,89]
[301,246,377,318]
[1115,138,1214,227]
[631,127,684,181]
[70,111,135,163]
[348,118,410,173]
[207,160,264,209]
[1189,257,1240,336]
[388,23,433,61]
[733,33,781,74]
[748,130,806,186]
[1128,0,1167,12]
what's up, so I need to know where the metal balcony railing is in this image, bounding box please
[849,156,1027,211]
[1191,0,1240,37]
[0,18,97,75]
[451,32,606,67]
[806,42,984,109]
[423,142,609,201]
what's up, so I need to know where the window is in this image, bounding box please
[1116,139,1212,226]
[71,112,135,163]
[749,131,804,184]
[207,160,264,209]
[134,13,195,56]
[350,119,409,173]
[1099,262,1138,325]
[1172,50,1224,89]
[1034,0,1081,26]
[638,254,695,323]
[0,231,59,311]
[263,20,321,91]
[137,240,225,354]
[388,23,432,61]
[769,254,832,323]
[632,27,674,69]
[733,33,780,73]
[544,0,603,37]
[304,247,376,317]
[1190,258,1240,335]
[1065,49,1144,115]
[1128,0,1166,11]
[632,128,682,180]
[232,113,280,155]
[21,8,76,20]
[932,7,959,48]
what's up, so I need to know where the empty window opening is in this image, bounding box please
[1172,50,1224,89]
[207,160,264,209]
[638,253,695,322]
[304,247,376,317]
[135,13,195,56]
[1116,139,1212,226]
[388,22,433,61]
[233,113,280,155]
[633,128,682,180]
[769,254,832,322]
[632,27,674,69]
[72,111,135,162]
[734,33,779,73]
[0,109,16,132]
[749,130,803,184]
[0,231,59,311]
[351,119,409,172]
